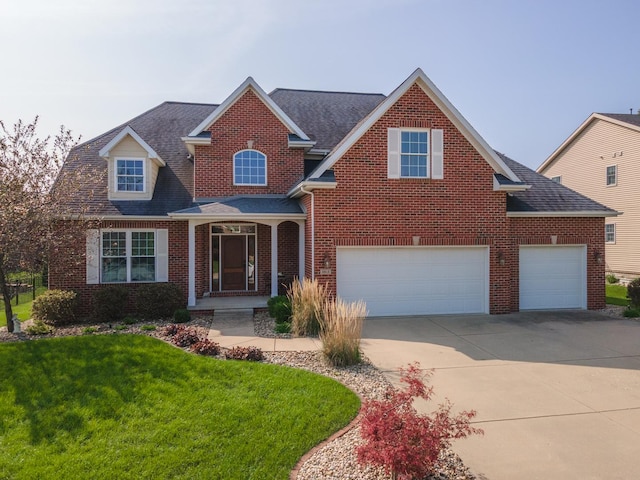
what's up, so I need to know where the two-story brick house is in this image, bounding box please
[51,69,615,316]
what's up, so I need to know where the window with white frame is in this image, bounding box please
[388,128,443,179]
[116,158,145,192]
[606,165,617,186]
[605,224,616,243]
[400,130,429,177]
[101,230,156,282]
[551,176,562,184]
[233,150,266,185]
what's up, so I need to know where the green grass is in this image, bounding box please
[0,335,359,479]
[0,286,47,327]
[606,283,629,306]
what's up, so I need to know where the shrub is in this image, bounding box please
[141,325,157,331]
[122,315,137,325]
[32,289,77,326]
[288,277,328,336]
[606,273,619,284]
[627,278,640,308]
[190,339,221,356]
[115,324,128,331]
[163,323,183,337]
[173,308,191,324]
[356,363,483,479]
[225,346,264,362]
[319,298,367,367]
[136,283,186,319]
[25,319,53,335]
[92,285,129,322]
[267,295,291,324]
[275,322,291,334]
[623,308,640,318]
[83,327,98,335]
[171,327,201,348]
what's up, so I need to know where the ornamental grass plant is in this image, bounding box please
[287,277,328,336]
[319,297,367,367]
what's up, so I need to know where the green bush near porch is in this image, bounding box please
[0,335,359,479]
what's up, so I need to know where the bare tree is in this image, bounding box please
[0,117,97,332]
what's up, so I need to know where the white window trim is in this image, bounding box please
[388,128,443,180]
[101,229,156,283]
[551,175,562,184]
[605,224,616,244]
[114,157,147,193]
[233,149,267,186]
[606,165,617,187]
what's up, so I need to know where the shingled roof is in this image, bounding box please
[269,89,386,151]
[499,152,616,215]
[598,113,640,128]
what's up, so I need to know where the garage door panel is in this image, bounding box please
[337,247,488,317]
[519,246,586,310]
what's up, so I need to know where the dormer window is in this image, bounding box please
[234,150,266,186]
[116,158,145,192]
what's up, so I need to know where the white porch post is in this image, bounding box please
[188,219,196,306]
[297,220,305,280]
[271,222,279,297]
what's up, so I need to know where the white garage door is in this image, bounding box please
[336,247,488,317]
[519,246,586,310]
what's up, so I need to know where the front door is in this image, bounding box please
[221,236,246,290]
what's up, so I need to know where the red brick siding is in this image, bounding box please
[194,89,304,198]
[49,220,189,317]
[305,83,605,313]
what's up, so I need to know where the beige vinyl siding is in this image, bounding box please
[107,135,161,201]
[542,118,640,276]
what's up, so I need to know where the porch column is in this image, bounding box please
[188,219,196,306]
[297,220,305,280]
[271,222,279,297]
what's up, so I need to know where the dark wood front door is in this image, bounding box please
[221,236,246,290]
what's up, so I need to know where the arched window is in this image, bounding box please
[233,150,266,186]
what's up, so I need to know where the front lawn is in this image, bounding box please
[0,335,359,479]
[606,283,629,306]
[0,286,47,327]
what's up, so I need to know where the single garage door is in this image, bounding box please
[519,245,586,310]
[336,246,488,316]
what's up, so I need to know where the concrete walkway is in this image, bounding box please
[360,310,640,480]
[207,309,321,352]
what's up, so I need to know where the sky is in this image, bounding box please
[1,0,638,170]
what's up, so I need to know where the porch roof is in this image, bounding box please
[169,195,305,219]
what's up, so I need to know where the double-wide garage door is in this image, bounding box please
[337,247,489,317]
[519,246,586,310]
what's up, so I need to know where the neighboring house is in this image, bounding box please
[51,69,616,316]
[538,113,638,279]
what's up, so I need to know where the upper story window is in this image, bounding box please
[551,176,562,184]
[116,158,145,192]
[605,224,616,244]
[234,150,266,186]
[606,165,617,186]
[388,128,443,180]
[400,131,429,177]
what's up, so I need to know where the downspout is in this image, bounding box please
[299,186,315,280]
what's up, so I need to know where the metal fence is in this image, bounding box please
[3,273,45,305]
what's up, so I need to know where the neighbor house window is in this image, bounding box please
[400,130,429,178]
[233,150,266,185]
[551,176,562,184]
[116,158,145,192]
[102,230,155,282]
[605,224,616,243]
[606,165,617,186]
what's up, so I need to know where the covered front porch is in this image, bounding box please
[169,196,306,307]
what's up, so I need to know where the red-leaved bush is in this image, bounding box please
[356,363,483,480]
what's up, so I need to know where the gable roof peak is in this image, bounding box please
[307,68,521,183]
[187,76,309,140]
[97,125,164,165]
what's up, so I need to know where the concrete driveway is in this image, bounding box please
[361,310,640,480]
